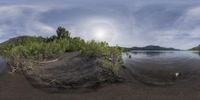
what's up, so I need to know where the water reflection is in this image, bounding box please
[130,50,174,57]
[192,51,200,56]
[0,57,6,74]
[123,51,200,85]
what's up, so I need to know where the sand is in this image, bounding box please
[1,68,200,100]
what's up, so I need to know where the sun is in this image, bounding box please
[89,23,115,41]
[93,27,107,40]
[79,17,118,43]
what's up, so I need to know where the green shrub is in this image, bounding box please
[0,27,123,73]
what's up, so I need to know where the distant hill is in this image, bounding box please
[191,45,200,51]
[125,45,179,51]
[0,36,45,46]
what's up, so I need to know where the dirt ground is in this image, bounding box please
[1,68,200,100]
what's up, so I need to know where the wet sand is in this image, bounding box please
[1,69,200,100]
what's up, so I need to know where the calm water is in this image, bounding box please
[123,50,200,85]
[0,57,6,74]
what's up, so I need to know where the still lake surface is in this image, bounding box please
[0,57,6,74]
[123,50,200,85]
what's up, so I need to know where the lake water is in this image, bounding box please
[0,57,6,74]
[123,50,200,85]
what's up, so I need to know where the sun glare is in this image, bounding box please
[79,17,118,44]
[93,28,107,40]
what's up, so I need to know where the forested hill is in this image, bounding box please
[125,45,179,51]
[191,45,200,51]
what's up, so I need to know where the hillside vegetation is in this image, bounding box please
[191,45,200,51]
[0,27,123,73]
[125,45,179,51]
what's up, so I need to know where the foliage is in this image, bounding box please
[0,27,123,73]
[56,26,70,39]
[0,37,70,60]
[191,45,200,51]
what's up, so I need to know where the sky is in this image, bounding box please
[0,0,200,49]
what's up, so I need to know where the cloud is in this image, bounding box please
[189,27,200,38]
[125,4,200,49]
[38,4,133,46]
[133,4,184,30]
[185,6,200,20]
[0,5,55,42]
[175,6,200,40]
[0,1,200,49]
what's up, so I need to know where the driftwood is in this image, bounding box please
[33,59,58,64]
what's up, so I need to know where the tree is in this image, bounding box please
[56,26,70,39]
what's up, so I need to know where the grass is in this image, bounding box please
[0,27,123,73]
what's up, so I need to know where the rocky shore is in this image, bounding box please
[8,52,123,91]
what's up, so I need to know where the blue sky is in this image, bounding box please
[0,0,200,49]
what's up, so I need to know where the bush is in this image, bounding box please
[0,27,123,73]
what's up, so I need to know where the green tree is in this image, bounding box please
[56,26,70,39]
[0,27,123,73]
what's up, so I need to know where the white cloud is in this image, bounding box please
[154,30,178,41]
[185,6,200,21]
[177,6,200,26]
[0,5,55,41]
[30,22,55,36]
[189,28,200,38]
[175,6,200,39]
[0,3,200,49]
[72,16,124,45]
[0,29,4,36]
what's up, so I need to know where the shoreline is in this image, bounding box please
[1,68,200,100]
[1,52,123,90]
[1,51,200,100]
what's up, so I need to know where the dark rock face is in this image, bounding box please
[21,52,121,91]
